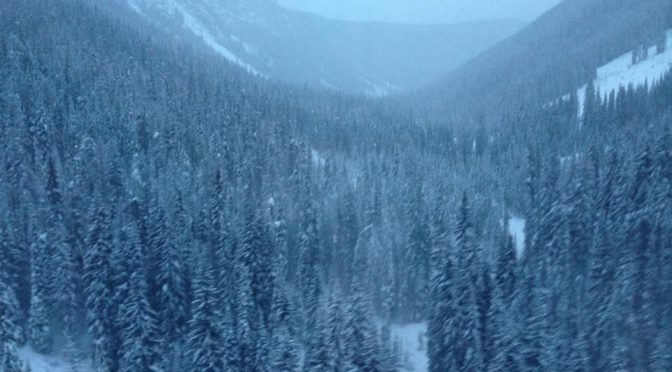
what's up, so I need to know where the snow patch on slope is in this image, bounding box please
[363,78,403,98]
[126,0,147,18]
[231,35,258,55]
[392,323,428,372]
[174,4,262,75]
[576,29,672,117]
[18,347,93,372]
[311,148,326,167]
[508,217,526,259]
[127,0,262,76]
[319,78,337,91]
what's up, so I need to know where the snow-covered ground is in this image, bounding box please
[311,148,326,168]
[508,217,526,259]
[362,78,403,98]
[390,220,524,372]
[126,0,146,18]
[576,29,672,116]
[19,326,428,372]
[392,323,428,372]
[18,347,93,372]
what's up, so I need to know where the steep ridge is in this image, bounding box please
[419,0,671,118]
[574,29,672,116]
[116,0,524,96]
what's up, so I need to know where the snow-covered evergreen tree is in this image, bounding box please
[326,286,345,372]
[304,308,332,372]
[298,202,321,333]
[451,194,484,371]
[83,204,115,371]
[342,287,382,372]
[117,230,161,372]
[427,191,456,372]
[28,233,53,354]
[270,325,300,372]
[0,255,28,372]
[157,227,187,346]
[186,260,225,372]
[487,235,519,372]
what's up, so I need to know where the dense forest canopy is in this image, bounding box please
[0,0,671,371]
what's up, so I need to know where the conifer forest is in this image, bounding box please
[1,0,671,371]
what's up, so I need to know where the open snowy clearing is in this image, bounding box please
[392,323,428,372]
[576,29,672,116]
[508,217,526,259]
[18,347,93,372]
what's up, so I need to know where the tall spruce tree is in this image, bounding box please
[427,190,455,372]
[117,227,161,371]
[0,242,28,372]
[28,233,53,354]
[342,283,382,372]
[186,260,225,372]
[83,203,116,371]
[488,235,519,372]
[452,194,484,371]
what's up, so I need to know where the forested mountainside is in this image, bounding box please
[1,0,671,371]
[417,0,672,118]
[105,0,523,96]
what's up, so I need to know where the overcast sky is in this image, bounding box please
[276,0,562,24]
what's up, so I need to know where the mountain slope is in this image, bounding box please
[116,0,524,95]
[574,29,672,116]
[420,0,672,117]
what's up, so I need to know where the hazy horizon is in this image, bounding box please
[276,0,563,24]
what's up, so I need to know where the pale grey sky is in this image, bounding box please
[276,0,562,24]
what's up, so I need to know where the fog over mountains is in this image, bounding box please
[120,0,524,95]
[277,0,562,24]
